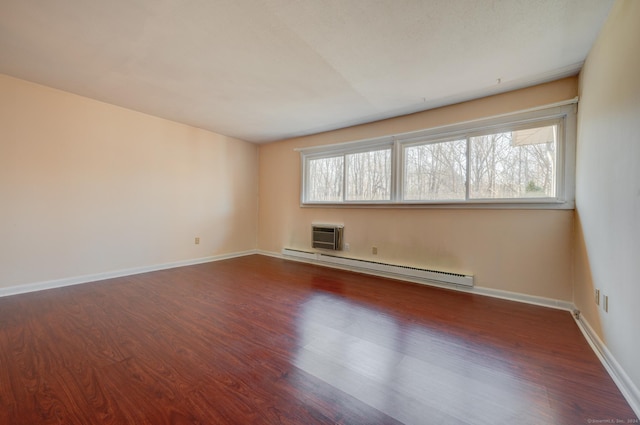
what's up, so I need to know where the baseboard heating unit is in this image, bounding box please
[282,248,473,288]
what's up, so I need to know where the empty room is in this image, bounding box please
[1,0,639,424]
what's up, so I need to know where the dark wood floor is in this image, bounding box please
[0,255,636,424]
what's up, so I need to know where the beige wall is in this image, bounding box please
[0,74,258,288]
[258,78,577,300]
[575,0,640,394]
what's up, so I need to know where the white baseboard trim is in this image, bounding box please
[259,249,640,415]
[471,286,574,311]
[0,250,257,298]
[575,315,640,418]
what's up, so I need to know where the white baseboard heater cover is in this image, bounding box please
[282,248,473,288]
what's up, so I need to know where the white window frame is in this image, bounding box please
[298,99,577,209]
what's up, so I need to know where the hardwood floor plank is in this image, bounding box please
[0,254,636,424]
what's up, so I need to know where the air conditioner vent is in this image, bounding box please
[312,224,343,251]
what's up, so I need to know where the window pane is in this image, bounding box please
[345,149,391,201]
[403,139,466,200]
[307,156,344,202]
[469,125,557,199]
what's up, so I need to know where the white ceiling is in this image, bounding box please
[0,0,613,143]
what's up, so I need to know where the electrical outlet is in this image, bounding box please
[603,295,609,312]
[595,289,600,305]
[344,242,350,251]
[195,237,200,245]
[372,246,378,255]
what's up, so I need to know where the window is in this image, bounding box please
[307,156,344,202]
[468,124,557,200]
[346,148,392,201]
[403,139,467,201]
[300,102,576,208]
[303,141,393,203]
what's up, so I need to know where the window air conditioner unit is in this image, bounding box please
[312,224,343,251]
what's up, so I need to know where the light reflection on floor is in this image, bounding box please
[293,293,552,425]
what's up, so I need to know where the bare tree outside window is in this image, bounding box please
[301,111,570,206]
[404,139,466,200]
[469,125,556,199]
[345,149,391,201]
[307,156,343,202]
